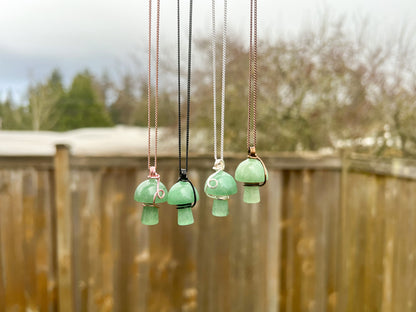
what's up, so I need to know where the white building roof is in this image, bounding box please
[0,126,177,156]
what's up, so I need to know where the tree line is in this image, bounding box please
[0,69,177,131]
[1,18,416,156]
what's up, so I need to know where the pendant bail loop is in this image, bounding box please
[248,146,256,157]
[148,166,160,179]
[213,159,225,171]
[179,168,188,181]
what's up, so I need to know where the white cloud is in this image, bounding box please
[0,0,415,95]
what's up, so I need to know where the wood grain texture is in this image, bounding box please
[0,153,415,311]
[54,145,74,312]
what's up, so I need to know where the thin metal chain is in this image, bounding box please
[155,0,160,169]
[211,0,227,161]
[147,0,161,169]
[177,0,194,173]
[147,0,152,169]
[177,0,182,172]
[247,0,257,150]
[185,0,193,171]
[211,0,217,160]
[253,0,257,148]
[221,0,227,160]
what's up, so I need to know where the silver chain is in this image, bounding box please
[211,0,227,161]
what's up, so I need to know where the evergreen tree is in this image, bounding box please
[0,92,28,130]
[110,74,138,125]
[54,71,113,131]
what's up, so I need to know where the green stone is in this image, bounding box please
[204,170,237,197]
[212,199,229,217]
[134,178,168,204]
[235,158,267,203]
[235,158,267,183]
[204,170,237,217]
[243,186,260,204]
[167,181,199,206]
[168,180,199,226]
[141,205,159,225]
[178,207,194,226]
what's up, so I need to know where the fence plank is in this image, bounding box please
[0,171,6,312]
[362,175,383,312]
[196,167,232,312]
[22,169,38,310]
[54,144,74,312]
[1,170,26,311]
[1,153,416,311]
[381,177,398,312]
[265,170,282,312]
[316,171,341,312]
[39,169,58,311]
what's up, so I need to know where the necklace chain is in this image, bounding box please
[147,0,160,169]
[247,0,257,150]
[211,0,227,161]
[177,0,194,173]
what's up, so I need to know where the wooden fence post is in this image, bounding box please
[338,148,350,312]
[54,144,74,312]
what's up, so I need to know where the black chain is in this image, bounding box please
[177,0,193,174]
[185,0,193,171]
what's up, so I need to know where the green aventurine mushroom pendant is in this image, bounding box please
[134,167,168,225]
[235,147,268,204]
[168,170,199,226]
[204,159,237,217]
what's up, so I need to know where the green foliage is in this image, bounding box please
[2,16,416,157]
[110,74,139,125]
[0,93,28,130]
[191,20,416,155]
[54,71,113,131]
[28,69,64,130]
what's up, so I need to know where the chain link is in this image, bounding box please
[211,0,217,160]
[212,0,227,161]
[147,0,161,169]
[177,0,194,173]
[247,0,257,150]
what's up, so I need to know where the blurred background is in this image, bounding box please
[1,0,416,311]
[1,0,416,155]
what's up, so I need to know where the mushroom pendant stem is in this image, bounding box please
[134,167,168,226]
[235,148,268,204]
[178,207,194,226]
[141,205,159,225]
[204,160,237,217]
[167,170,199,226]
[243,186,260,203]
[212,199,229,217]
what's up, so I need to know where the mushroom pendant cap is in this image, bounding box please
[134,178,168,225]
[235,158,268,183]
[204,170,237,217]
[168,180,199,226]
[204,170,238,197]
[167,181,200,206]
[235,158,268,204]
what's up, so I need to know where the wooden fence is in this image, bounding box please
[0,145,416,312]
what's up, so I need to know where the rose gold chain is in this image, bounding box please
[147,0,160,169]
[247,0,257,150]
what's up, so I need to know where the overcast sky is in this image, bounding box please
[0,0,415,101]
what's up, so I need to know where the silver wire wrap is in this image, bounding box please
[204,169,230,200]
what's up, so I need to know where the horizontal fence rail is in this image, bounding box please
[0,146,415,312]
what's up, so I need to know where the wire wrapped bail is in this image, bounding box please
[213,158,225,171]
[148,166,165,203]
[248,146,256,158]
[148,166,160,179]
